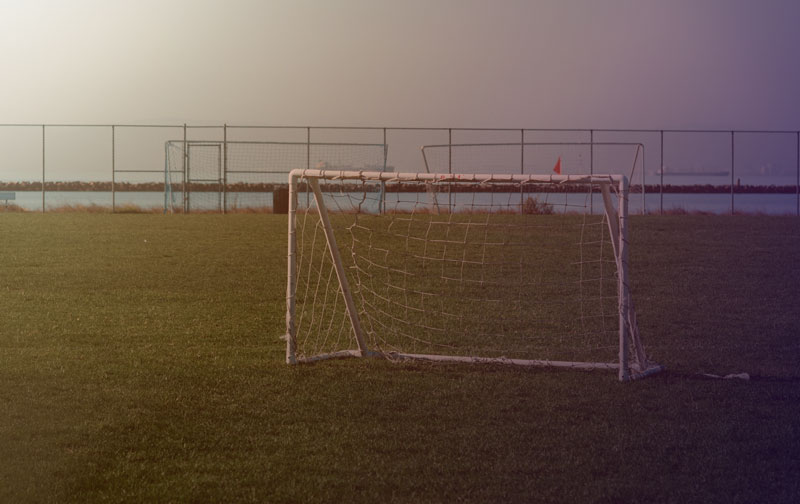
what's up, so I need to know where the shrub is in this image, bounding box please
[522,196,554,215]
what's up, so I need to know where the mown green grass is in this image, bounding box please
[1,214,799,503]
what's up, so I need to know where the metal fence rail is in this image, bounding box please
[1,124,798,215]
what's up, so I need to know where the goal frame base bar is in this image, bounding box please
[291,349,665,380]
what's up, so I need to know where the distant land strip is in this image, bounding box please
[0,181,797,194]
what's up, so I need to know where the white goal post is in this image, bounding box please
[285,169,663,381]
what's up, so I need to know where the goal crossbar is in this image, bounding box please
[288,168,626,185]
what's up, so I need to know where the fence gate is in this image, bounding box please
[186,142,223,212]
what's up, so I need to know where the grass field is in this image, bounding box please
[1,213,799,503]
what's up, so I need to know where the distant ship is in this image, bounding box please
[655,170,730,176]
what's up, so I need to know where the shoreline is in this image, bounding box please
[0,181,797,194]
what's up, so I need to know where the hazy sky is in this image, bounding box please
[2,0,799,130]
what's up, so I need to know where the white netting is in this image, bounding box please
[288,170,653,376]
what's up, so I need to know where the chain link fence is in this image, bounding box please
[1,124,797,215]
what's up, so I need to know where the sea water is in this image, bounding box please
[6,190,799,215]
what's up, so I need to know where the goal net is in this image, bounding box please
[285,166,662,381]
[165,141,388,213]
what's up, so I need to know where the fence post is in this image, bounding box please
[731,131,735,215]
[111,125,116,212]
[590,129,594,214]
[183,124,187,213]
[520,129,525,212]
[640,143,646,215]
[306,127,311,170]
[381,127,387,214]
[448,128,452,209]
[41,125,45,213]
[660,130,664,215]
[305,127,311,209]
[448,128,452,174]
[223,123,227,214]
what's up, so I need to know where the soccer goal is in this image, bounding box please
[285,167,663,381]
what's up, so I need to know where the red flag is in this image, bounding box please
[552,157,562,175]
